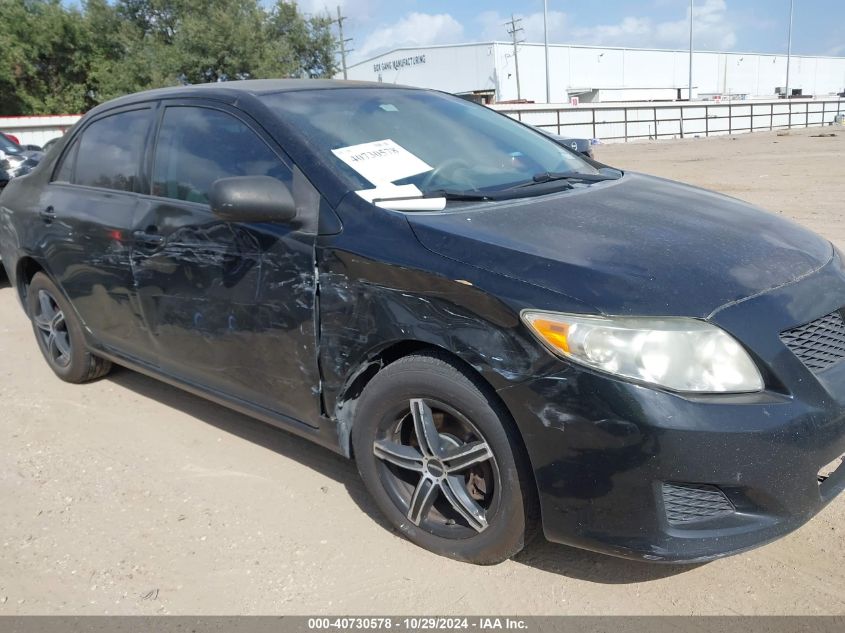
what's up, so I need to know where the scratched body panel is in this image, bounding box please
[131,203,321,425]
[315,196,588,432]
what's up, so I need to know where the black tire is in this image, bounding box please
[352,352,538,565]
[27,272,112,383]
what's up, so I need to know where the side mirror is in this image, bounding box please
[209,176,297,224]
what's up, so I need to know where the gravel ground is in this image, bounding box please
[1,126,844,615]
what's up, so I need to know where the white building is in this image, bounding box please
[342,42,845,103]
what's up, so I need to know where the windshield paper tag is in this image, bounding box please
[354,184,446,212]
[331,139,432,186]
[355,183,422,203]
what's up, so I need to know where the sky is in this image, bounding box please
[296,0,845,64]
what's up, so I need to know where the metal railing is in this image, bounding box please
[493,98,845,142]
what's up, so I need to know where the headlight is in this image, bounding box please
[521,311,763,393]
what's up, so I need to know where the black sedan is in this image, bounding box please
[1,80,844,565]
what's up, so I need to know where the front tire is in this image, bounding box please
[27,272,112,383]
[352,352,537,564]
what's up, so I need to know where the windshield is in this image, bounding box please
[261,88,598,199]
[0,134,22,155]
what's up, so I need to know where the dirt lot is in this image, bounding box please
[1,127,844,615]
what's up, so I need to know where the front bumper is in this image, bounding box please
[498,252,845,562]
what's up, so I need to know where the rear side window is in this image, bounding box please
[54,140,79,183]
[152,106,288,204]
[73,109,150,192]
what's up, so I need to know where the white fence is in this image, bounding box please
[0,115,81,148]
[493,98,845,143]
[3,98,844,149]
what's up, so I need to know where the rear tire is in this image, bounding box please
[352,352,537,565]
[27,272,112,383]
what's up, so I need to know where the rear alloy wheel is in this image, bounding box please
[353,353,537,564]
[27,273,112,383]
[32,289,72,369]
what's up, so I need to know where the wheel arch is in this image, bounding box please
[14,257,88,339]
[332,340,538,488]
[335,339,543,545]
[14,255,47,305]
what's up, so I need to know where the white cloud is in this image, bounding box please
[298,0,379,22]
[354,12,464,60]
[576,16,653,45]
[477,9,568,43]
[475,0,736,51]
[572,0,737,50]
[345,1,743,64]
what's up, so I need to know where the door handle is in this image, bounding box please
[39,206,56,223]
[133,229,164,247]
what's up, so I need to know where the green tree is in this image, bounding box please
[116,0,181,44]
[173,0,271,83]
[85,0,177,103]
[0,0,92,114]
[0,0,339,116]
[263,1,338,78]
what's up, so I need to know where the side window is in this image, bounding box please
[152,106,288,204]
[53,139,79,183]
[74,109,151,192]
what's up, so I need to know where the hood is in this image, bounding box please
[408,173,833,318]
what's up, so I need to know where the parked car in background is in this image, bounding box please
[0,132,42,189]
[1,80,844,566]
[531,125,595,159]
[1,132,42,152]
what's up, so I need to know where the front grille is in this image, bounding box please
[662,483,735,525]
[780,310,845,373]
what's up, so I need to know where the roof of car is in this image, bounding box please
[93,79,416,114]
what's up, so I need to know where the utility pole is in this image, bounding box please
[543,0,550,103]
[334,5,353,80]
[785,0,794,98]
[505,14,524,101]
[688,0,694,101]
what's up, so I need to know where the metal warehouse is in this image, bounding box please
[342,42,845,103]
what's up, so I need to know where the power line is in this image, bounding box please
[333,5,353,80]
[505,14,524,101]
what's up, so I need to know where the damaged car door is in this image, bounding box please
[131,102,322,425]
[38,106,156,362]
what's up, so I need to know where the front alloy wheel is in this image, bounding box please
[353,352,537,564]
[373,398,499,537]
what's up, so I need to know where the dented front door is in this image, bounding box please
[131,203,322,426]
[129,101,322,426]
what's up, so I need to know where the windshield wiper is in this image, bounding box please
[425,189,493,201]
[373,189,492,203]
[511,170,621,189]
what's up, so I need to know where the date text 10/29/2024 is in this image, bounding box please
[307,618,528,631]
